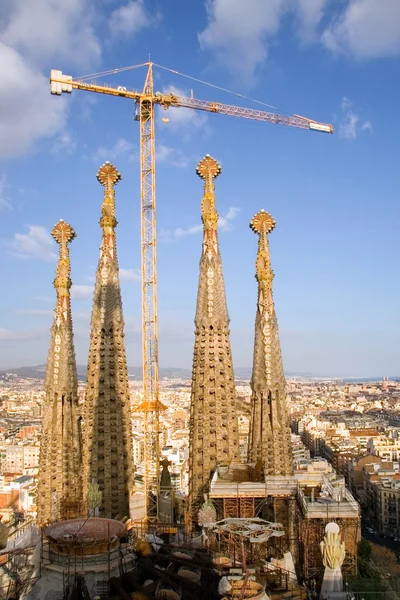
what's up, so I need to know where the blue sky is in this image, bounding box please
[0,0,399,377]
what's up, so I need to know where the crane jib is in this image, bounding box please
[49,71,333,133]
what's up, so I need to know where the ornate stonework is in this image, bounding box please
[82,162,134,518]
[247,210,293,477]
[321,523,346,571]
[37,220,82,525]
[320,522,346,597]
[189,155,240,518]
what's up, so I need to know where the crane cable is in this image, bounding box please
[152,62,296,117]
[76,62,148,81]
[74,62,301,119]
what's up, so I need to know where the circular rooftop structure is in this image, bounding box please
[45,518,126,557]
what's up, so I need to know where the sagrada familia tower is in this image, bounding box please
[188,155,240,515]
[82,162,134,518]
[187,158,295,534]
[247,210,293,477]
[36,220,82,525]
[37,162,134,525]
[31,156,359,596]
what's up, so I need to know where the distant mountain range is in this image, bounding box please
[0,364,193,382]
[0,364,323,382]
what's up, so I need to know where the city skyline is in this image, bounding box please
[1,1,400,376]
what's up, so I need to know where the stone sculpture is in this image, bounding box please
[320,522,346,599]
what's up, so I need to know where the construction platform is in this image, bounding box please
[208,462,361,584]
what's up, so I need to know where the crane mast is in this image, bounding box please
[49,62,333,522]
[138,64,162,521]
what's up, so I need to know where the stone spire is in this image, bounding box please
[189,155,240,515]
[37,220,82,525]
[82,162,134,518]
[247,210,293,477]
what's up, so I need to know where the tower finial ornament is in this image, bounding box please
[52,220,76,299]
[250,210,276,313]
[96,161,121,187]
[196,155,222,256]
[97,162,120,232]
[52,219,76,245]
[250,209,275,235]
[196,154,221,181]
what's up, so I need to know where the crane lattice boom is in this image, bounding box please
[50,69,333,133]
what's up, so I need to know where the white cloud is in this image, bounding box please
[162,206,240,240]
[156,144,189,168]
[361,120,373,133]
[0,0,101,159]
[174,224,203,239]
[296,0,328,43]
[199,0,288,84]
[322,0,400,59]
[160,86,208,134]
[2,0,101,68]
[71,285,93,300]
[110,0,158,36]
[51,131,76,155]
[338,97,372,140]
[0,176,11,210]
[199,1,400,82]
[219,206,240,231]
[0,43,67,159]
[3,225,57,261]
[120,268,141,281]
[85,138,136,161]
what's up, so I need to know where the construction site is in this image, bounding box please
[0,62,367,600]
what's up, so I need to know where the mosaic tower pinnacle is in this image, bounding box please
[37,220,82,525]
[82,162,134,518]
[189,155,240,515]
[247,210,293,477]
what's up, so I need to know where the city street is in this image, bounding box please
[362,521,400,555]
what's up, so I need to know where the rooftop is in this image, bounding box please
[45,517,125,545]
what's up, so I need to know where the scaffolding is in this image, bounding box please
[0,518,137,600]
[209,474,361,592]
[0,544,38,600]
[0,519,39,600]
[109,533,219,600]
[299,515,360,585]
[206,518,308,600]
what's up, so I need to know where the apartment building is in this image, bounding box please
[363,462,400,534]
[368,436,400,462]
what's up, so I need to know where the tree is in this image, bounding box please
[358,538,372,561]
[371,544,400,578]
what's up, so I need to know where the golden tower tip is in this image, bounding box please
[196,155,221,180]
[250,210,276,235]
[97,161,121,186]
[51,220,76,245]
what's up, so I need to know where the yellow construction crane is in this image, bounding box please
[49,62,333,522]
